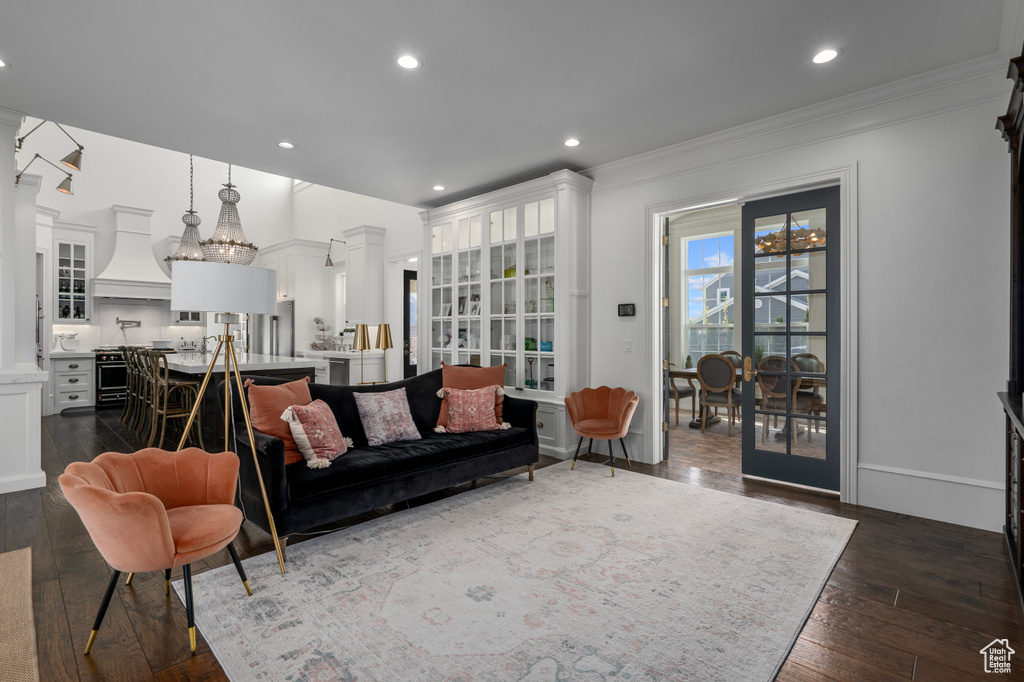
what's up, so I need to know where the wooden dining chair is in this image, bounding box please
[792,352,826,430]
[755,355,816,441]
[669,371,696,425]
[696,354,741,435]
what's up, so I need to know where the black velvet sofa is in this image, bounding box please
[223,369,538,556]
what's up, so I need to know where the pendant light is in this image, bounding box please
[200,164,258,265]
[164,155,206,272]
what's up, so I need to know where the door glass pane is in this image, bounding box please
[754,294,788,329]
[524,201,539,238]
[457,218,470,250]
[490,246,503,280]
[432,226,442,255]
[754,214,788,256]
[470,216,482,248]
[792,249,826,291]
[539,197,555,234]
[801,293,826,333]
[791,208,827,251]
[504,207,517,242]
[490,210,503,243]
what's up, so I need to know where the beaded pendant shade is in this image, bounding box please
[164,155,205,272]
[200,164,258,265]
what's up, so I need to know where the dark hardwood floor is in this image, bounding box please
[4,409,1021,680]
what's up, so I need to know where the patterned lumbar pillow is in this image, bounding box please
[280,399,354,469]
[435,386,512,434]
[353,387,422,446]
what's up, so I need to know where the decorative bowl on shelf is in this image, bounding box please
[540,341,553,352]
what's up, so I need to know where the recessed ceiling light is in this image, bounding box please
[433,185,445,191]
[813,48,839,64]
[278,141,294,149]
[564,138,580,147]
[397,55,421,70]
[0,59,7,68]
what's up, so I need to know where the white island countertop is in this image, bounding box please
[166,352,328,375]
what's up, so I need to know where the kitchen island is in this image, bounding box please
[169,352,329,449]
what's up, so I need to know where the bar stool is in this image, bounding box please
[121,346,142,434]
[144,350,205,449]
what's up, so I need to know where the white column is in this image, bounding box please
[342,225,386,325]
[15,174,40,364]
[0,108,22,370]
[0,107,46,494]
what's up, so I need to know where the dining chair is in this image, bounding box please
[59,448,252,655]
[144,350,204,449]
[669,371,696,425]
[565,386,639,476]
[792,352,826,430]
[755,355,816,441]
[696,354,741,435]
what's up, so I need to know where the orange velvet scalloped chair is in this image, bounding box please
[565,386,639,477]
[59,447,251,656]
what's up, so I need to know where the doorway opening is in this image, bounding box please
[664,204,744,475]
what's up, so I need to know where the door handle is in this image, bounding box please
[744,356,757,382]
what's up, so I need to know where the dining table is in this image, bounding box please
[670,366,825,430]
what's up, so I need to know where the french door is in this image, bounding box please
[740,186,840,491]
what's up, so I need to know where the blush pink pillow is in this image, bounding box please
[353,388,422,446]
[440,386,508,433]
[280,400,353,468]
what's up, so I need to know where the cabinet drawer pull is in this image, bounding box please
[68,377,79,383]
[536,421,544,428]
[69,394,79,400]
[69,363,79,369]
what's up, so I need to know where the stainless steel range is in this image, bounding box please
[94,348,127,409]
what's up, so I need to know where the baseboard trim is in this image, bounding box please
[0,472,46,495]
[857,463,1003,532]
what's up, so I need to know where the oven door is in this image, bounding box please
[97,362,127,392]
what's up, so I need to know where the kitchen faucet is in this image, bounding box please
[199,335,217,354]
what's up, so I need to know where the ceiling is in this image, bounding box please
[0,1,1016,208]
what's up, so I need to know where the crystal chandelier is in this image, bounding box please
[200,163,258,265]
[164,155,205,272]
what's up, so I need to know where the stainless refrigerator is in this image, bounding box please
[249,300,295,357]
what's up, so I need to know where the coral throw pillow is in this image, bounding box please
[281,400,353,468]
[354,387,422,446]
[436,362,506,429]
[440,386,506,433]
[245,377,312,466]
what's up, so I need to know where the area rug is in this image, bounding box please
[180,460,856,681]
[0,547,40,682]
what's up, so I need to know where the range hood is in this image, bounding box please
[92,205,171,300]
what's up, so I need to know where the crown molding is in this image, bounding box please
[588,54,1008,194]
[999,0,1024,59]
[36,204,61,221]
[110,204,154,218]
[0,107,25,128]
[420,169,593,223]
[15,173,41,189]
[52,220,97,236]
[259,238,330,259]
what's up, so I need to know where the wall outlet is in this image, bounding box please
[625,339,632,352]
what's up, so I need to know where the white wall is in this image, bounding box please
[588,63,1011,531]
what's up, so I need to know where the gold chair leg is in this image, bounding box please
[124,572,134,586]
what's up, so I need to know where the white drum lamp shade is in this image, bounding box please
[171,261,277,314]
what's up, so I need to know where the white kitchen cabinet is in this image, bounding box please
[53,356,94,411]
[420,170,592,457]
[53,230,94,323]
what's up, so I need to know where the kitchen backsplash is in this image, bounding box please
[52,300,204,350]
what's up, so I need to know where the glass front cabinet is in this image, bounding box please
[420,170,593,457]
[54,235,92,323]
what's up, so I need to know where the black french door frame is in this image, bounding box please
[741,186,840,491]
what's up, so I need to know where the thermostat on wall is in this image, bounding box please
[618,303,636,317]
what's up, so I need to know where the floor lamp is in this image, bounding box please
[170,261,287,574]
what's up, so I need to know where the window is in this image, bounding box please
[683,234,735,362]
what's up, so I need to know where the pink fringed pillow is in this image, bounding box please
[280,400,353,468]
[353,387,422,446]
[436,386,511,433]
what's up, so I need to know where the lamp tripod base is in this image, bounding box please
[176,322,287,574]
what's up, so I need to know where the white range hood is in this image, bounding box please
[92,205,171,300]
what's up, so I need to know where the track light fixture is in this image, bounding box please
[16,154,74,194]
[17,120,85,171]
[324,238,345,267]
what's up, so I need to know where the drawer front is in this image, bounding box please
[54,358,93,373]
[56,371,91,389]
[58,388,92,408]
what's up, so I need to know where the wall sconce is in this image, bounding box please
[16,154,74,194]
[324,238,345,267]
[17,120,85,171]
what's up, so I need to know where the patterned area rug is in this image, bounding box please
[181,460,856,681]
[0,547,39,682]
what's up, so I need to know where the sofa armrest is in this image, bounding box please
[502,395,539,444]
[233,423,289,533]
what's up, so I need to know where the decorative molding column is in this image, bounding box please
[342,225,386,325]
[0,107,46,494]
[15,174,40,364]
